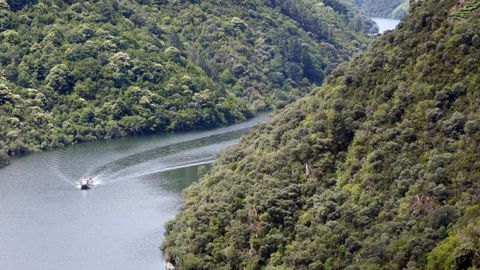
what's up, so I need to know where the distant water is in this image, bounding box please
[372,17,401,34]
[0,113,269,270]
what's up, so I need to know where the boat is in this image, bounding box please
[80,176,94,190]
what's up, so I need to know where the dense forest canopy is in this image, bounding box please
[163,0,480,269]
[0,0,373,167]
[356,0,409,19]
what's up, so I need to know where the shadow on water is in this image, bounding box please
[140,163,213,194]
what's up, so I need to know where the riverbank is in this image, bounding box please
[0,154,9,169]
[0,112,271,171]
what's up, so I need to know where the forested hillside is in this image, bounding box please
[0,0,373,167]
[356,0,409,19]
[164,0,480,269]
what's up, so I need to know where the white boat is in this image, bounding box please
[80,176,94,190]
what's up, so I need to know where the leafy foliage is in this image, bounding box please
[426,206,480,270]
[356,0,409,19]
[451,0,480,19]
[0,0,372,167]
[164,0,480,269]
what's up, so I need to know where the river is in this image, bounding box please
[372,17,401,34]
[0,113,269,270]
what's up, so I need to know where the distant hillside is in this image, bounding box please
[356,0,409,19]
[164,0,480,268]
[0,0,373,167]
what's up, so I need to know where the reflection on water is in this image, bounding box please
[372,17,401,34]
[142,164,212,194]
[0,113,269,270]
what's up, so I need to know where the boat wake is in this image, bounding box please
[92,158,215,185]
[49,129,244,189]
[45,113,270,189]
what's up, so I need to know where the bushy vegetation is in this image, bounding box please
[451,0,480,19]
[163,0,480,269]
[0,0,373,168]
[356,0,409,19]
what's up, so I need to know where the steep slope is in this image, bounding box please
[0,0,372,167]
[155,0,377,108]
[356,0,409,19]
[164,0,480,269]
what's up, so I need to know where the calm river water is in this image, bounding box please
[372,17,401,34]
[0,113,269,270]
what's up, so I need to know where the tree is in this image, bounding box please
[45,64,75,94]
[6,0,35,11]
